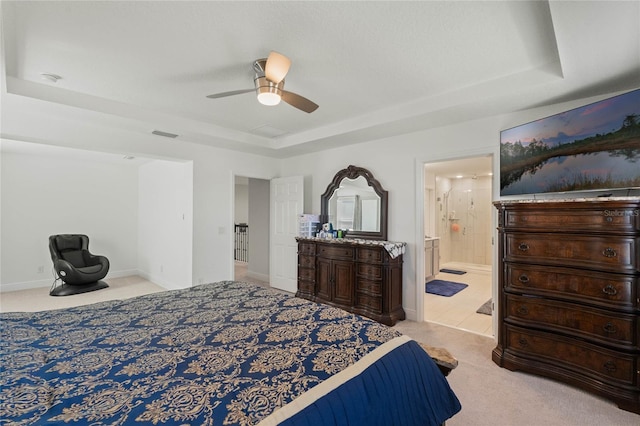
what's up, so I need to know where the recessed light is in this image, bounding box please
[40,73,62,83]
[456,175,463,179]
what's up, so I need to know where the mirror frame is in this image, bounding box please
[321,165,388,241]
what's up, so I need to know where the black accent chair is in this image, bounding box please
[49,234,110,296]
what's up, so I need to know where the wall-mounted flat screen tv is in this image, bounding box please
[500,88,640,196]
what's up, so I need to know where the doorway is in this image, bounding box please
[233,176,270,286]
[423,156,494,336]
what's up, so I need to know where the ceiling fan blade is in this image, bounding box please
[281,90,319,113]
[206,88,254,99]
[265,51,291,83]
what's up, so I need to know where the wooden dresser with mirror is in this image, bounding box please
[296,165,406,326]
[493,198,640,414]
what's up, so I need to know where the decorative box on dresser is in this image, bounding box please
[493,198,640,414]
[296,237,406,326]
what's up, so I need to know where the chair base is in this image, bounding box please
[50,280,109,297]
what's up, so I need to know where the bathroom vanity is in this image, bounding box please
[425,237,440,282]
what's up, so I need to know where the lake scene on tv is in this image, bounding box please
[500,88,640,196]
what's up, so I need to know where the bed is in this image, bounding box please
[0,280,461,425]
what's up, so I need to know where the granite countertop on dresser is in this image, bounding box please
[496,196,640,204]
[296,236,407,259]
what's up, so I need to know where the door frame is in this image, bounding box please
[414,147,500,339]
[230,170,276,283]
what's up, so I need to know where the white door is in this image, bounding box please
[270,176,304,292]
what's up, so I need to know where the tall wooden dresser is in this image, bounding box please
[493,199,640,414]
[295,237,406,326]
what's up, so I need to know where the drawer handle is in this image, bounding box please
[603,361,617,374]
[606,216,613,223]
[603,322,617,334]
[517,305,529,315]
[518,274,530,284]
[602,284,618,296]
[518,243,530,252]
[518,338,528,348]
[602,247,617,258]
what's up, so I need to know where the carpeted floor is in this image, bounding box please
[394,321,639,425]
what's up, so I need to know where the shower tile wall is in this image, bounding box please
[436,176,492,266]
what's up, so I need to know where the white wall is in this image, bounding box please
[234,182,249,224]
[1,96,283,291]
[190,152,279,286]
[138,160,193,290]
[0,150,139,290]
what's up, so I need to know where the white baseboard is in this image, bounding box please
[137,271,187,291]
[404,308,417,322]
[0,278,53,293]
[246,270,269,282]
[106,269,140,280]
[0,269,142,293]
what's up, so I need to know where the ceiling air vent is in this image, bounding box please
[151,130,179,138]
[250,125,288,138]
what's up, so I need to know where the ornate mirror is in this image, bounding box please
[321,165,388,241]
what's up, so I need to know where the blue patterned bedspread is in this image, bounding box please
[1,281,460,425]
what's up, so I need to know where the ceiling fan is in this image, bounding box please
[206,51,319,113]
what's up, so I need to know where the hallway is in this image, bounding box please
[234,261,270,288]
[424,262,493,337]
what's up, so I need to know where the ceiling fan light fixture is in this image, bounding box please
[257,92,281,106]
[255,77,283,106]
[265,51,291,84]
[206,52,317,113]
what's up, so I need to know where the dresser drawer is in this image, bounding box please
[355,292,383,313]
[505,263,638,311]
[357,247,384,263]
[505,325,637,386]
[505,294,639,349]
[504,205,640,233]
[356,279,382,296]
[297,280,315,295]
[505,233,640,273]
[298,266,315,282]
[357,263,383,280]
[298,242,316,256]
[298,254,315,269]
[317,244,355,259]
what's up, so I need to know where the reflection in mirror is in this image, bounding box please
[321,165,388,241]
[328,176,380,232]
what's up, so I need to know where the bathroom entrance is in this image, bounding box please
[423,155,494,336]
